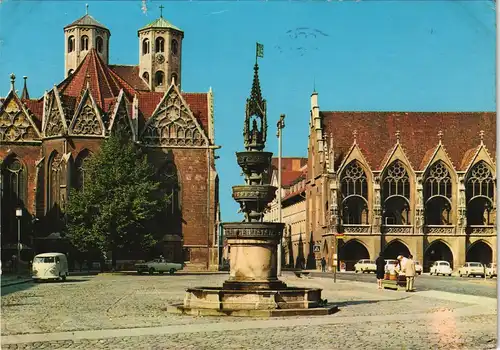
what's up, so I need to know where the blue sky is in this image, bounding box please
[0,1,496,222]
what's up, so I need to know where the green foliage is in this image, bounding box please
[66,129,167,258]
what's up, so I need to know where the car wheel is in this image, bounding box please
[355,269,358,273]
[169,268,176,275]
[158,271,164,275]
[148,267,155,275]
[137,271,143,275]
[490,275,494,279]
[448,274,451,277]
[61,274,67,282]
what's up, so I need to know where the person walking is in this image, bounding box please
[403,254,416,292]
[320,257,326,272]
[375,252,386,290]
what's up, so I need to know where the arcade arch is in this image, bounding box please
[466,240,492,265]
[424,240,454,271]
[383,239,410,259]
[338,239,370,271]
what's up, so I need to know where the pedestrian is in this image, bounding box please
[375,252,385,289]
[321,257,326,272]
[403,254,416,292]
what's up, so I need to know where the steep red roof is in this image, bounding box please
[21,99,44,128]
[58,49,137,111]
[322,112,496,171]
[109,65,150,91]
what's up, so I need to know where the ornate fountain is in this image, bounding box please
[168,61,337,317]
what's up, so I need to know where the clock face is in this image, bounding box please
[156,54,165,64]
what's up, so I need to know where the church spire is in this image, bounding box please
[21,76,30,99]
[244,43,267,152]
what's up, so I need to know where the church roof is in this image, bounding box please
[321,111,495,172]
[138,16,182,32]
[109,65,150,91]
[64,14,109,31]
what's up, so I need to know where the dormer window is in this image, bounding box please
[68,36,75,53]
[96,36,103,53]
[155,37,165,53]
[81,35,89,51]
[155,71,165,86]
[171,39,178,55]
[142,38,150,55]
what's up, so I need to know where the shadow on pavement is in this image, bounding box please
[335,297,410,308]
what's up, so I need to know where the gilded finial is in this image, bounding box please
[395,130,400,143]
[10,73,15,91]
[438,130,443,143]
[479,130,485,144]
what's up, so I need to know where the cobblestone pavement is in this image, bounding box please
[1,274,497,349]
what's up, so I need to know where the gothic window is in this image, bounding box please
[466,161,495,225]
[382,160,410,225]
[160,161,181,234]
[48,152,62,215]
[170,73,178,85]
[73,150,91,191]
[142,71,150,84]
[68,36,75,53]
[171,39,178,55]
[81,35,89,51]
[142,38,150,55]
[96,36,104,53]
[424,161,452,225]
[68,69,74,76]
[340,161,368,225]
[155,71,165,87]
[155,37,165,53]
[3,158,27,207]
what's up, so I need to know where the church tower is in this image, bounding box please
[138,7,184,92]
[64,5,111,78]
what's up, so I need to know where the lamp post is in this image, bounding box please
[15,208,22,275]
[276,114,285,277]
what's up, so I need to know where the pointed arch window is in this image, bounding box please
[3,158,27,206]
[155,71,165,86]
[81,35,89,51]
[68,36,75,53]
[142,38,150,55]
[73,150,91,191]
[382,160,410,225]
[424,161,452,225]
[466,161,495,225]
[96,36,104,53]
[171,39,178,55]
[142,71,150,84]
[155,37,165,53]
[340,161,369,224]
[48,152,62,215]
[160,161,181,234]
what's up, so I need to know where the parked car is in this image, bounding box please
[384,259,398,272]
[485,263,497,278]
[429,261,452,276]
[135,259,184,275]
[354,259,376,273]
[414,261,423,275]
[32,252,69,282]
[458,262,485,278]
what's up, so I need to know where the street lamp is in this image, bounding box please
[15,207,22,275]
[276,114,285,276]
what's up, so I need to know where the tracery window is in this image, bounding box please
[382,160,410,225]
[81,35,89,51]
[3,158,27,206]
[68,36,75,53]
[96,36,104,53]
[73,150,91,191]
[155,37,165,53]
[160,162,181,233]
[142,38,150,55]
[48,152,62,214]
[171,39,178,55]
[466,161,495,225]
[424,161,452,225]
[340,161,368,225]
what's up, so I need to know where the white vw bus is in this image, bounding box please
[32,253,69,282]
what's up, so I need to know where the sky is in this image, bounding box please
[0,0,496,222]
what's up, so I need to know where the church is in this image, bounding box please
[0,10,221,270]
[306,92,496,272]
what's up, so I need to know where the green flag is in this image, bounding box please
[256,42,264,58]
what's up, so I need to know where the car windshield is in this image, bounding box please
[439,262,449,266]
[34,256,55,263]
[470,263,482,267]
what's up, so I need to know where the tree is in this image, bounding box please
[66,129,167,269]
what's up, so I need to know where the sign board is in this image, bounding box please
[313,245,321,253]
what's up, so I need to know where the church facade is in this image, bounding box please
[306,92,496,271]
[0,12,221,270]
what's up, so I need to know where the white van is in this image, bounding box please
[32,253,69,282]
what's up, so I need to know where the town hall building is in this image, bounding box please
[0,10,221,270]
